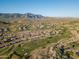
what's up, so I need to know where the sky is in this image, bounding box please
[0,0,79,17]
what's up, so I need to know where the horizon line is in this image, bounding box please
[0,12,79,18]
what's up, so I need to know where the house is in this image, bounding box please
[76,51,79,56]
[0,28,3,32]
[3,28,9,32]
[18,25,28,31]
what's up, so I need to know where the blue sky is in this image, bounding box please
[0,0,79,17]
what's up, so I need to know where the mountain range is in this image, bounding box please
[0,13,44,22]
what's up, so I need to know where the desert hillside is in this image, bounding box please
[0,17,79,59]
